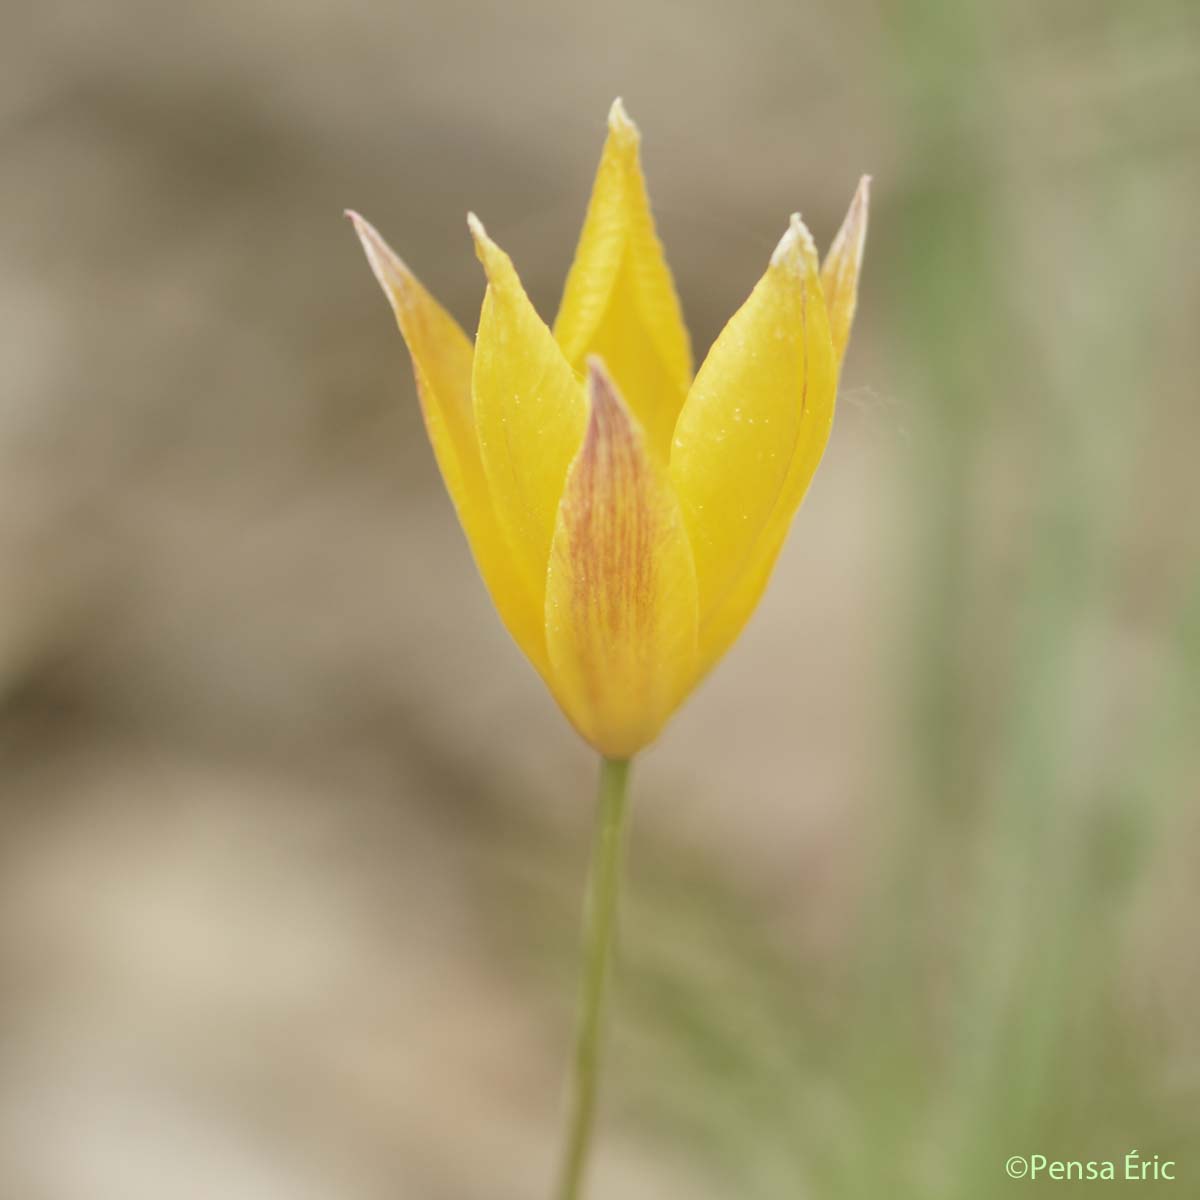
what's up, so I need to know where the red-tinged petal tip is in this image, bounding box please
[844,176,871,252]
[584,355,628,439]
[826,178,871,274]
[346,209,415,302]
[586,353,615,396]
[546,352,698,756]
[820,177,872,364]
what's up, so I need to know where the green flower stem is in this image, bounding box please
[555,755,633,1200]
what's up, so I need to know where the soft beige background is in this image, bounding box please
[2,1,1198,1196]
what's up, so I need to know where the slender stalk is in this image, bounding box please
[555,756,633,1200]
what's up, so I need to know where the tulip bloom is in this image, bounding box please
[348,101,867,761]
[350,101,868,1200]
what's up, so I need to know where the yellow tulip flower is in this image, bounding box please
[349,100,869,1200]
[348,100,868,760]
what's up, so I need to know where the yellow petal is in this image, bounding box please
[670,214,836,663]
[545,360,699,758]
[693,523,788,679]
[552,99,692,462]
[820,176,871,366]
[700,188,868,676]
[469,214,588,617]
[348,211,550,677]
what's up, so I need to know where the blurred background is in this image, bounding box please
[2,0,1199,1196]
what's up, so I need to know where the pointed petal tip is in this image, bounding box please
[770,212,819,274]
[584,356,642,443]
[585,353,610,385]
[585,354,620,410]
[346,210,414,297]
[466,211,501,268]
[827,178,871,268]
[607,96,639,143]
[345,208,380,245]
[852,175,872,214]
[820,178,871,364]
